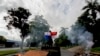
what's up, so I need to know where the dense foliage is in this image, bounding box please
[4,7,31,38]
[78,0,100,47]
[28,15,50,46]
[55,28,71,47]
[0,36,6,44]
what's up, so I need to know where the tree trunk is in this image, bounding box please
[20,37,24,54]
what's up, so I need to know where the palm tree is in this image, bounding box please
[78,0,100,47]
[78,0,99,27]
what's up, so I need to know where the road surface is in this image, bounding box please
[61,49,75,56]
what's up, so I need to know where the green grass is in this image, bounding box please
[0,50,18,56]
[0,49,28,56]
[91,47,100,53]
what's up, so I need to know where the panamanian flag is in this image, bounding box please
[44,31,57,40]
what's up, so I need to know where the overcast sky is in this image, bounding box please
[0,0,88,41]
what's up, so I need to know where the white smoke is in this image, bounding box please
[65,22,94,55]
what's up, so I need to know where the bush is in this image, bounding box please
[54,33,72,47]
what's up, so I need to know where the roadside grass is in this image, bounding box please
[28,47,39,50]
[0,47,37,56]
[91,47,100,53]
[0,50,18,56]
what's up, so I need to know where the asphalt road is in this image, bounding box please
[61,49,75,56]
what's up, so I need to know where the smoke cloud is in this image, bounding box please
[65,22,94,55]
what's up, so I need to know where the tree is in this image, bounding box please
[29,15,50,46]
[78,0,98,30]
[4,7,31,52]
[55,33,71,47]
[78,0,100,47]
[55,27,71,47]
[0,36,6,44]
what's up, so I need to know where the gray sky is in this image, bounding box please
[0,0,87,41]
